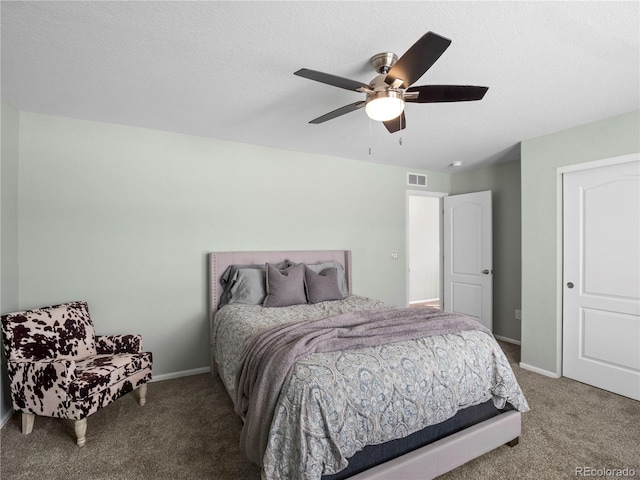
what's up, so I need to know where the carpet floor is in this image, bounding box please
[1,342,638,479]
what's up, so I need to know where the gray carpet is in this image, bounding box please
[1,342,638,479]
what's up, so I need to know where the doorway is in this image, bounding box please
[408,193,443,308]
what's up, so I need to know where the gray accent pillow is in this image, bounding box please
[228,269,267,305]
[219,261,290,308]
[263,263,307,307]
[304,261,349,297]
[304,266,343,303]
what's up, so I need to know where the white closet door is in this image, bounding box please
[443,191,493,331]
[563,158,640,400]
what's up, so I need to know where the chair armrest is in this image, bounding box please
[7,359,76,415]
[96,334,142,354]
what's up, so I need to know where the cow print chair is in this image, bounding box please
[1,301,152,446]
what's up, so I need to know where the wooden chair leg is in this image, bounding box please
[21,413,35,435]
[138,384,147,406]
[74,418,87,447]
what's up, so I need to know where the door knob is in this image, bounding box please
[482,269,491,274]
[567,282,574,289]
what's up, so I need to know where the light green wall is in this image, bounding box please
[450,158,522,342]
[1,95,20,422]
[520,110,640,374]
[11,106,636,402]
[16,112,449,377]
[1,97,20,311]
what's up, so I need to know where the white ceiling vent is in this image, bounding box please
[407,173,427,187]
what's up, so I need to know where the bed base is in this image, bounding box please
[348,411,521,480]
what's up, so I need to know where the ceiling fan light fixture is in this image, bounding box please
[365,90,405,122]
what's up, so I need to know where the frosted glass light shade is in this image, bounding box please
[365,91,405,122]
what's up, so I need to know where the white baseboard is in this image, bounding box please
[409,298,440,304]
[151,366,210,383]
[519,362,561,378]
[494,335,521,345]
[1,407,15,429]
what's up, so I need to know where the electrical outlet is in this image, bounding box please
[515,309,521,320]
[391,251,399,260]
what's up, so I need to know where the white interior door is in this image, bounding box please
[443,191,492,331]
[563,159,640,400]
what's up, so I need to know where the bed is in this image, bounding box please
[209,250,528,480]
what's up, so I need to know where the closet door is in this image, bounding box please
[562,158,640,400]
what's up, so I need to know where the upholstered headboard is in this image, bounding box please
[207,250,352,380]
[208,250,352,315]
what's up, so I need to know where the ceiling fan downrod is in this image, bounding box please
[370,52,398,74]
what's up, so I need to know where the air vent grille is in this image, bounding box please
[407,173,427,187]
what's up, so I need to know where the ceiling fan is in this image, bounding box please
[294,32,488,133]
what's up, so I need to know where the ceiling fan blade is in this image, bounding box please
[405,85,489,103]
[295,68,369,92]
[383,111,406,133]
[386,32,451,88]
[309,101,366,124]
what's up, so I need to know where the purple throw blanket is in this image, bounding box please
[234,307,491,466]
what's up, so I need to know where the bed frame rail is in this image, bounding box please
[348,411,521,480]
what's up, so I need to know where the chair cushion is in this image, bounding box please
[68,367,152,420]
[69,352,152,400]
[1,301,97,361]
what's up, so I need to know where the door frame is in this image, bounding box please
[405,190,447,307]
[558,153,640,377]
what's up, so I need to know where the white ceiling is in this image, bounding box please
[2,1,639,172]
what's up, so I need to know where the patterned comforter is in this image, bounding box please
[213,295,529,480]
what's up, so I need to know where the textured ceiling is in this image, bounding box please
[2,1,639,172]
